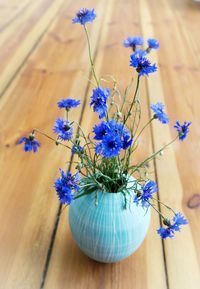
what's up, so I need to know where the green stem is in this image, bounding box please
[65,110,68,120]
[123,75,140,125]
[84,25,99,87]
[74,191,92,200]
[73,120,93,161]
[129,136,179,173]
[133,117,154,146]
[151,197,176,214]
[33,128,71,149]
[120,77,134,112]
[147,201,166,220]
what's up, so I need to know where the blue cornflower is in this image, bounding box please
[123,36,144,50]
[130,50,157,76]
[93,119,123,139]
[53,118,73,141]
[95,133,122,158]
[93,119,133,157]
[122,132,133,149]
[72,8,96,25]
[90,87,110,119]
[18,134,40,153]
[57,98,80,110]
[134,180,158,208]
[174,121,192,141]
[147,38,160,50]
[108,120,133,149]
[107,119,122,133]
[93,121,110,140]
[157,213,188,239]
[54,169,80,205]
[151,102,169,124]
[72,144,83,155]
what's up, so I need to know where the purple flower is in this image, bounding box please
[72,8,96,25]
[157,213,188,239]
[151,102,169,124]
[174,121,192,141]
[93,121,110,140]
[18,134,40,153]
[72,144,83,155]
[95,133,122,158]
[90,87,110,119]
[147,38,160,50]
[93,119,133,157]
[130,50,157,76]
[122,133,133,149]
[57,98,80,110]
[54,169,80,205]
[53,118,73,141]
[134,180,158,208]
[123,36,144,50]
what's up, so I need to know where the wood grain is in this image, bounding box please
[0,0,199,288]
[0,0,104,288]
[0,0,65,97]
[44,0,167,288]
[140,0,200,288]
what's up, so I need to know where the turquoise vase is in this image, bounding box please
[69,181,150,263]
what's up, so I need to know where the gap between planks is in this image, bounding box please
[38,0,110,287]
[0,0,67,100]
[42,1,167,289]
[140,0,200,289]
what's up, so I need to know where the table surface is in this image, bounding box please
[0,0,200,288]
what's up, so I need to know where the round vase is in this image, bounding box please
[69,184,150,263]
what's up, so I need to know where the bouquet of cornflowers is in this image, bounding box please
[18,8,191,239]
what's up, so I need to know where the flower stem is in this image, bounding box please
[123,75,140,125]
[120,77,134,112]
[151,197,176,214]
[84,25,99,87]
[133,117,155,146]
[147,201,166,220]
[33,128,71,149]
[129,135,179,173]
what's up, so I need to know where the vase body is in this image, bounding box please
[69,184,150,263]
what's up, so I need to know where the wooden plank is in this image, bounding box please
[0,0,104,288]
[0,0,65,97]
[0,0,32,30]
[44,0,167,288]
[140,0,200,288]
[167,0,200,65]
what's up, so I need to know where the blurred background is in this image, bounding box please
[0,0,199,288]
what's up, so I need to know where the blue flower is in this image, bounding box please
[122,132,133,149]
[93,121,110,140]
[57,98,80,110]
[53,118,73,141]
[157,213,188,239]
[54,169,80,205]
[130,50,157,76]
[90,87,110,119]
[95,133,122,158]
[72,8,96,25]
[107,119,124,133]
[134,180,158,208]
[147,38,160,50]
[93,119,123,139]
[151,102,169,124]
[93,120,133,157]
[18,135,40,153]
[123,36,144,50]
[174,121,191,141]
[72,144,83,155]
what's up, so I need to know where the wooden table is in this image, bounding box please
[0,0,200,288]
